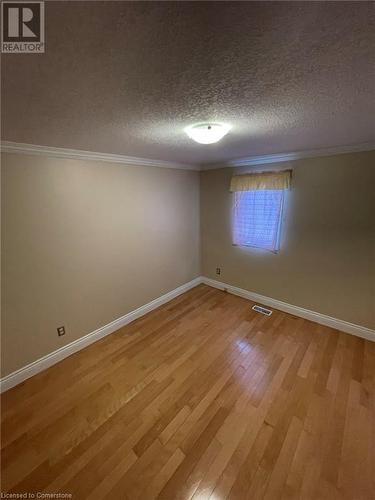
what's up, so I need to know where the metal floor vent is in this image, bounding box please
[252,304,273,316]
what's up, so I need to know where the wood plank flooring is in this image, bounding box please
[1,284,374,499]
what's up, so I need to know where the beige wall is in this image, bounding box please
[1,153,200,376]
[200,151,375,330]
[2,150,374,377]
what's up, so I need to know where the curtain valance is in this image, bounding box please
[230,170,292,192]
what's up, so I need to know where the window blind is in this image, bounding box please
[231,171,291,252]
[233,190,284,251]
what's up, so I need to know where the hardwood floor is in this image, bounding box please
[1,284,374,499]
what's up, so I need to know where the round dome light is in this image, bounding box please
[185,123,231,144]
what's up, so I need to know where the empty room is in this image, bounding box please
[1,1,374,499]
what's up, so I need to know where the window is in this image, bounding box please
[233,189,284,251]
[230,171,291,253]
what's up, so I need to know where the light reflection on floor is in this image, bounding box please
[192,492,222,500]
[234,338,254,354]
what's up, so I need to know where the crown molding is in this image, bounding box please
[201,142,375,170]
[2,140,374,172]
[0,141,200,171]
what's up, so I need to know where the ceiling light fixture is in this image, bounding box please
[185,123,231,144]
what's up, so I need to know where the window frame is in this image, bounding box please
[232,188,287,254]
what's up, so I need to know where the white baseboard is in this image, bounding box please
[0,277,202,393]
[201,277,375,342]
[2,275,373,393]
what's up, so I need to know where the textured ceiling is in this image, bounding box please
[2,1,375,165]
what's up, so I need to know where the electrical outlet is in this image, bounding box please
[57,326,65,336]
[216,267,221,275]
